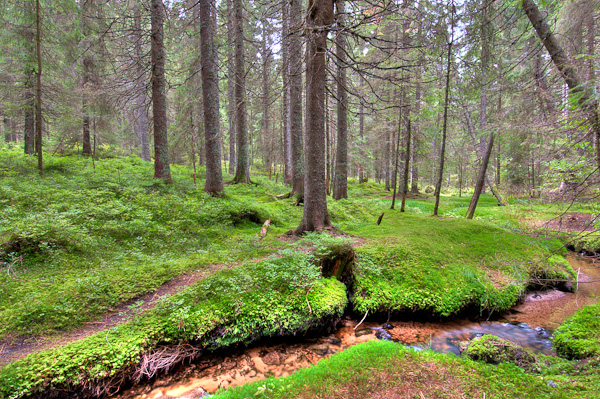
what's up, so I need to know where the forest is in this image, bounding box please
[1,0,600,398]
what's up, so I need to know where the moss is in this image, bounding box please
[553,303,600,359]
[464,335,538,371]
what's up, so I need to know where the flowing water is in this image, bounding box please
[116,255,600,399]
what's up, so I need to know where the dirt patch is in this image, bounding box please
[504,256,600,330]
[542,212,598,232]
[0,262,242,366]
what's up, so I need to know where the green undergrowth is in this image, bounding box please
[0,150,383,339]
[348,211,574,316]
[212,339,597,399]
[553,303,600,359]
[0,252,347,399]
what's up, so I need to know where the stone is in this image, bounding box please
[354,328,374,337]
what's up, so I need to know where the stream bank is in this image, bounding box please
[0,229,584,399]
[116,254,599,399]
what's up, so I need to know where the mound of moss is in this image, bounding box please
[0,252,347,399]
[463,335,538,371]
[350,213,574,317]
[553,303,600,359]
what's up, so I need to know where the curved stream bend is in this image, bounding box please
[117,255,600,399]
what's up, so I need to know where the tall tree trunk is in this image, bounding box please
[588,13,595,83]
[295,0,333,234]
[133,4,150,161]
[332,0,347,200]
[384,128,391,191]
[81,0,93,155]
[401,119,412,212]
[150,0,172,182]
[226,0,236,175]
[232,0,249,183]
[411,0,423,193]
[281,0,293,185]
[200,0,224,195]
[35,0,43,175]
[23,0,35,154]
[391,108,402,210]
[479,0,491,158]
[433,11,453,217]
[358,76,365,183]
[522,0,600,170]
[466,132,494,219]
[290,0,304,200]
[3,118,11,143]
[261,20,271,174]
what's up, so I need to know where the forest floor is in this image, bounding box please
[1,149,599,399]
[0,261,243,366]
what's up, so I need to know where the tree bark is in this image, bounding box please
[289,0,304,199]
[150,0,172,182]
[200,0,224,195]
[295,0,333,233]
[232,0,250,184]
[332,0,347,200]
[466,131,494,219]
[522,0,600,170]
[35,0,43,175]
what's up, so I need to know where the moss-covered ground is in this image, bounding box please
[0,148,598,398]
[212,339,600,399]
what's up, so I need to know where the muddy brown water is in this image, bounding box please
[116,255,600,399]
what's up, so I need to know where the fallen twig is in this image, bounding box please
[259,219,271,240]
[354,309,369,331]
[306,286,314,315]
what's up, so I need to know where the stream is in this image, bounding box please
[116,255,600,399]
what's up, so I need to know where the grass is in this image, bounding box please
[212,339,599,399]
[0,149,299,338]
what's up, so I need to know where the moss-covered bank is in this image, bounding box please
[0,252,347,399]
[553,303,600,359]
[350,213,575,317]
[212,339,599,399]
